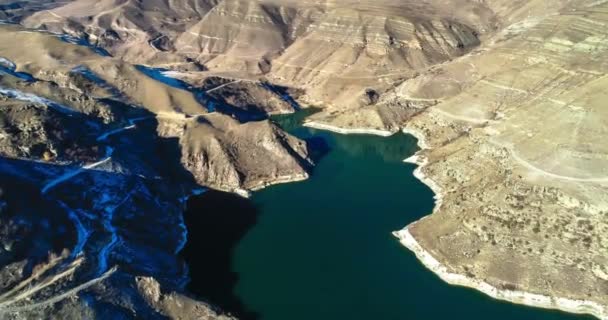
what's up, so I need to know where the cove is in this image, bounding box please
[183,111,592,320]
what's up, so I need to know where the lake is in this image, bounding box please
[182,111,592,320]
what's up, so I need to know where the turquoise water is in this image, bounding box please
[229,112,592,320]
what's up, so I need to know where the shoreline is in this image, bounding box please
[247,173,309,192]
[395,126,607,320]
[394,228,607,320]
[303,121,396,137]
[401,127,430,150]
[401,126,443,214]
[268,119,606,319]
[206,172,310,198]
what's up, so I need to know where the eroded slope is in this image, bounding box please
[2,0,607,319]
[0,23,312,319]
[390,1,608,318]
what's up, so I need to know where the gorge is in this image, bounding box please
[0,0,606,319]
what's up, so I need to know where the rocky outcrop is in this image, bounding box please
[173,0,292,72]
[200,77,301,115]
[179,113,312,195]
[0,99,100,162]
[136,276,235,320]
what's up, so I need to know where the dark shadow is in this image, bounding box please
[0,64,36,82]
[180,190,260,320]
[0,170,76,266]
[0,40,313,316]
[0,2,23,11]
[261,81,303,111]
[135,65,265,122]
[304,136,331,164]
[0,31,265,319]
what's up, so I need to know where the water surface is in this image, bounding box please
[225,112,592,320]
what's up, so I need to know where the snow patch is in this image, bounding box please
[57,201,90,258]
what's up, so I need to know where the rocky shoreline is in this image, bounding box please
[395,229,607,320]
[296,120,606,319]
[247,173,310,192]
[208,172,310,198]
[394,126,607,320]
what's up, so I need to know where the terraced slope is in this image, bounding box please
[20,0,488,109]
[19,0,577,119]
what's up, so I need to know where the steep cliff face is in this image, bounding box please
[174,0,292,71]
[265,8,480,110]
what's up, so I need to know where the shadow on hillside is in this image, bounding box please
[0,96,257,318]
[88,105,260,320]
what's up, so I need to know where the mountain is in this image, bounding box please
[0,0,607,319]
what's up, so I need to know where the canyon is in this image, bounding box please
[0,0,606,319]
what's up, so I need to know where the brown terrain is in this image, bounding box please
[0,0,606,319]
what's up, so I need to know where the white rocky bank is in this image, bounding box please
[303,121,396,137]
[394,228,607,319]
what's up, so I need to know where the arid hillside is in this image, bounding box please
[0,0,607,319]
